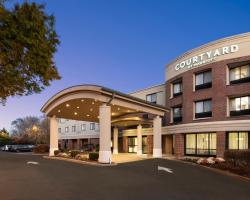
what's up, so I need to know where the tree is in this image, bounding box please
[0,1,60,104]
[11,115,49,144]
[0,127,11,145]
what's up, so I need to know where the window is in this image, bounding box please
[230,65,250,84]
[81,124,86,131]
[228,132,249,150]
[185,133,216,155]
[72,126,76,132]
[195,70,212,90]
[172,80,182,97]
[146,93,157,104]
[90,123,95,130]
[195,99,212,118]
[58,128,61,133]
[128,137,137,153]
[65,127,69,133]
[230,96,250,116]
[172,107,182,123]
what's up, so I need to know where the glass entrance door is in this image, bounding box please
[128,137,137,153]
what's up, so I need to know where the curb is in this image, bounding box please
[43,156,117,167]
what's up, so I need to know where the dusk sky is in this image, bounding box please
[1,0,250,131]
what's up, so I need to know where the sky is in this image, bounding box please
[1,0,250,131]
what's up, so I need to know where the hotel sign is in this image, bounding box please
[175,44,239,71]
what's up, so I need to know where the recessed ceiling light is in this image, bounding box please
[117,107,120,111]
[97,116,100,118]
[92,102,95,105]
[94,99,97,102]
[66,104,70,107]
[112,112,115,116]
[81,99,84,102]
[86,114,90,117]
[74,112,78,115]
[58,110,61,113]
[76,106,80,109]
[90,108,93,112]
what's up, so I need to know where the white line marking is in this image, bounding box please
[158,166,173,174]
[27,161,39,165]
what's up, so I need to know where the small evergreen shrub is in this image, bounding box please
[89,152,99,161]
[54,150,60,156]
[70,150,80,158]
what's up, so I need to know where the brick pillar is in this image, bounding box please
[77,139,82,150]
[147,135,153,154]
[68,139,73,150]
[123,136,128,153]
[175,133,184,158]
[216,131,226,158]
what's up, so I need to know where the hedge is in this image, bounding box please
[224,150,250,163]
[70,150,80,158]
[89,152,99,161]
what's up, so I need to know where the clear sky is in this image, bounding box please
[1,0,250,131]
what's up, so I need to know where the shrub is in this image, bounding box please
[70,150,80,158]
[89,152,99,161]
[33,144,49,153]
[54,150,60,156]
[75,153,88,161]
[224,150,250,164]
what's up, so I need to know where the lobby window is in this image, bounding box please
[185,133,216,156]
[227,132,249,150]
[81,124,86,131]
[195,99,212,118]
[230,96,250,116]
[65,127,69,133]
[146,93,157,104]
[172,106,182,123]
[230,65,250,84]
[172,80,182,97]
[195,70,212,90]
[72,125,76,132]
[90,123,95,130]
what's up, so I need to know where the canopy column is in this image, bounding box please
[153,116,162,158]
[49,115,58,156]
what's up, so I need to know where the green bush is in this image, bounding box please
[89,152,99,161]
[70,150,80,158]
[33,144,49,153]
[224,150,250,163]
[54,150,60,156]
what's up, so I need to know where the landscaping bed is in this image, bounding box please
[181,150,250,178]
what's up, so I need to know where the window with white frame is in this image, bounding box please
[230,96,250,116]
[195,70,212,90]
[228,132,249,150]
[90,123,95,130]
[195,99,212,118]
[72,125,76,132]
[230,65,250,84]
[146,93,157,104]
[81,124,86,131]
[58,128,61,133]
[172,106,182,123]
[65,127,69,133]
[172,79,182,97]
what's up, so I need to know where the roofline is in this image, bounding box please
[41,84,169,113]
[165,32,250,69]
[129,83,165,94]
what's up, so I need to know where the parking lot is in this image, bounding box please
[0,152,249,200]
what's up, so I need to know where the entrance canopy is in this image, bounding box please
[41,84,168,126]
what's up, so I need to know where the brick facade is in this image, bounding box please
[175,133,184,157]
[216,132,226,157]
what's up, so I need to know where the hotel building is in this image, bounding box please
[42,32,250,163]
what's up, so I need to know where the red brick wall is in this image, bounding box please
[166,55,250,125]
[175,133,184,157]
[216,132,226,158]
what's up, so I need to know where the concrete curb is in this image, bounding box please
[43,156,117,167]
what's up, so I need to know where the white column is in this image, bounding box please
[99,104,112,163]
[113,127,118,154]
[153,116,162,158]
[137,125,142,155]
[49,115,58,156]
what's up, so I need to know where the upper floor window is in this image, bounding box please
[195,99,212,119]
[81,124,86,131]
[172,106,182,123]
[90,123,95,130]
[65,127,69,133]
[58,128,61,133]
[230,65,250,84]
[146,93,157,104]
[195,70,212,90]
[230,96,250,116]
[72,125,76,132]
[173,81,182,97]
